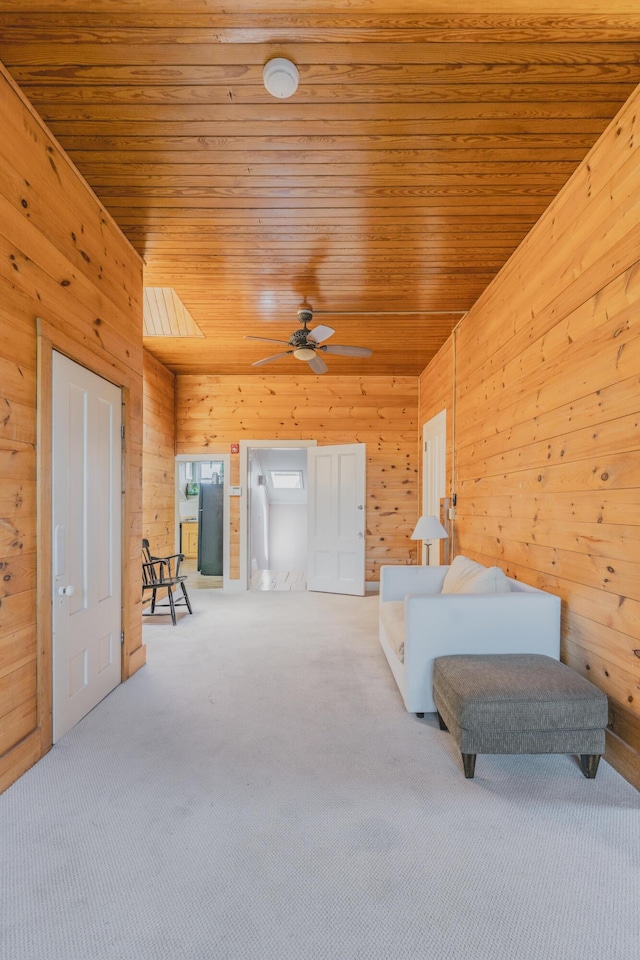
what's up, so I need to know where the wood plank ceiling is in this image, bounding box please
[1,1,640,376]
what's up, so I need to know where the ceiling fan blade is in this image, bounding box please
[252,351,293,367]
[323,344,372,357]
[306,324,335,344]
[307,354,328,374]
[244,335,291,345]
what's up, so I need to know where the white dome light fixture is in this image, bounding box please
[293,346,315,361]
[263,57,299,99]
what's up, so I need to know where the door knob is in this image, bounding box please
[57,585,75,596]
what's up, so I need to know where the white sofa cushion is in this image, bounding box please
[379,600,406,661]
[441,555,511,595]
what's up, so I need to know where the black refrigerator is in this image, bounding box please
[197,481,224,576]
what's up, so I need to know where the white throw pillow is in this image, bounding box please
[441,555,481,592]
[441,554,511,594]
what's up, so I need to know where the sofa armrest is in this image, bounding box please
[402,591,561,712]
[380,564,448,602]
[404,591,561,659]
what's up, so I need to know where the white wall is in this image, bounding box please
[249,453,269,571]
[269,504,307,571]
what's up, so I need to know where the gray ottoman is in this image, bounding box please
[433,654,608,779]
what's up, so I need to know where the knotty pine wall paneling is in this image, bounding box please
[420,84,640,789]
[418,335,456,561]
[142,349,176,559]
[175,375,419,584]
[0,63,144,794]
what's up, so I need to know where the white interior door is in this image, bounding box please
[422,410,446,565]
[307,443,366,595]
[52,351,122,742]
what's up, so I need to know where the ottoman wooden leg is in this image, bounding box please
[437,711,448,731]
[462,753,476,779]
[580,754,601,779]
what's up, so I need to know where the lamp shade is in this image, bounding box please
[411,515,448,540]
[263,58,299,98]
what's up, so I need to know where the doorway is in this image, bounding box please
[175,454,231,588]
[247,446,309,591]
[51,351,122,742]
[422,410,447,565]
[240,440,367,595]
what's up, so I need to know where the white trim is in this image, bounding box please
[222,579,244,594]
[175,453,231,587]
[239,439,317,591]
[421,410,447,566]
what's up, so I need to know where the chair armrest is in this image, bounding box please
[149,551,185,576]
[380,564,448,602]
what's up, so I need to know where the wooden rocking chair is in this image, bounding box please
[142,539,193,625]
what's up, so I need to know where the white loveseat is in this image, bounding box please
[379,557,561,714]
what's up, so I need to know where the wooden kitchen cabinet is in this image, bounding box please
[181,522,199,559]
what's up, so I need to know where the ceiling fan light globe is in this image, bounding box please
[293,346,315,361]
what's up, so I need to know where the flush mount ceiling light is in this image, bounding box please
[263,57,299,99]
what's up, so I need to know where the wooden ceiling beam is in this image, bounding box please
[3,12,640,42]
[18,82,640,106]
[1,1,639,15]
[11,62,640,85]
[51,133,603,152]
[3,40,640,66]
[74,160,582,177]
[35,101,632,123]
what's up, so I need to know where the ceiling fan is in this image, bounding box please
[244,307,372,374]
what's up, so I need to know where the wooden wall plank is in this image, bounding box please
[175,375,419,583]
[142,348,176,561]
[419,83,640,788]
[0,61,143,794]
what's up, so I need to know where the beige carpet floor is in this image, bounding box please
[1,588,638,960]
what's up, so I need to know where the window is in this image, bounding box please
[179,460,224,495]
[199,462,219,481]
[270,470,303,489]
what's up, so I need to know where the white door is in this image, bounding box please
[422,410,446,565]
[307,443,366,595]
[52,352,122,742]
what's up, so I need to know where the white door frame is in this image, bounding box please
[422,410,447,565]
[238,439,317,591]
[174,454,231,585]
